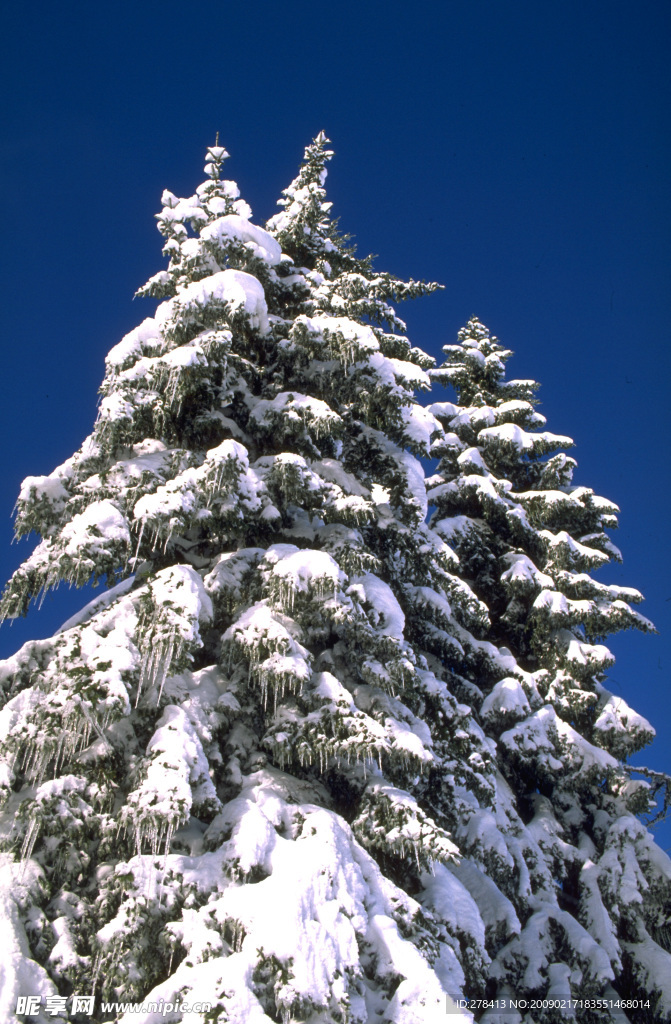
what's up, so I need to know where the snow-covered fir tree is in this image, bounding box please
[0,138,500,1024]
[424,317,671,1022]
[0,135,668,1024]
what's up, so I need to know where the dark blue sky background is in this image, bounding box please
[1,1,669,845]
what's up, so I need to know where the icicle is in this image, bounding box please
[163,525,174,554]
[132,520,146,566]
[150,823,159,857]
[91,950,104,995]
[20,817,40,868]
[134,821,143,857]
[165,368,181,410]
[135,652,149,708]
[25,743,50,788]
[78,702,113,755]
[156,639,175,704]
[52,732,67,775]
[163,821,175,867]
[136,633,180,707]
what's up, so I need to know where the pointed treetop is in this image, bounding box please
[204,141,230,181]
[135,139,274,300]
[266,132,343,271]
[432,316,540,408]
[297,130,334,185]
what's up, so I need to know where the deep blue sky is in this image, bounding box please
[1,1,669,845]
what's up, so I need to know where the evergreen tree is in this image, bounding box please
[425,317,671,1022]
[0,141,498,1023]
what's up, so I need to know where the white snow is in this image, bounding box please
[156,269,270,335]
[132,440,263,543]
[310,458,370,498]
[106,317,163,370]
[57,576,135,633]
[456,446,488,473]
[426,400,459,421]
[250,391,342,437]
[386,357,431,389]
[201,214,282,265]
[397,450,429,518]
[204,548,265,606]
[223,602,311,705]
[110,770,471,1024]
[593,693,654,751]
[295,313,381,365]
[267,547,345,605]
[493,905,613,991]
[621,934,671,1018]
[500,705,618,777]
[449,858,521,941]
[420,862,487,952]
[578,858,622,967]
[479,422,572,453]
[122,704,219,855]
[136,565,213,703]
[481,678,531,725]
[556,629,614,678]
[348,573,405,639]
[0,857,59,1024]
[500,552,554,592]
[59,500,130,558]
[18,471,69,507]
[399,404,441,453]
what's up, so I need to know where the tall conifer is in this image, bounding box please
[426,318,671,1021]
[0,142,491,1023]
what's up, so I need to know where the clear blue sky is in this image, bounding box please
[1,0,669,845]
